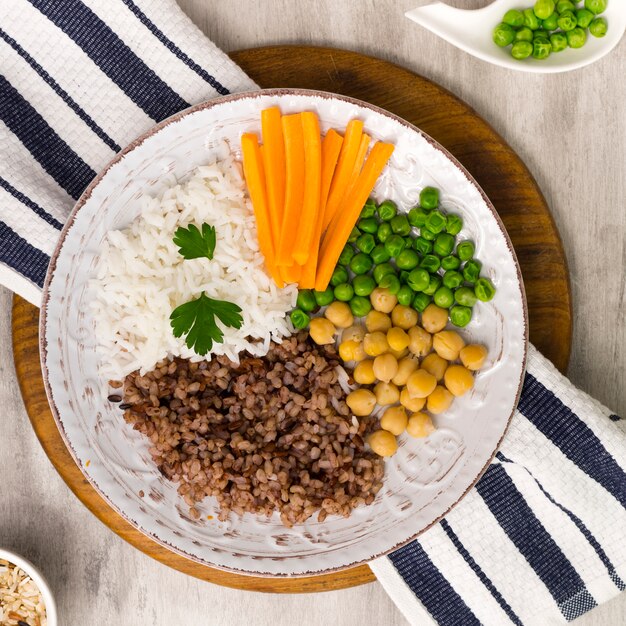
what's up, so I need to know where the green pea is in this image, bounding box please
[412,292,432,313]
[420,228,436,241]
[457,240,475,261]
[399,270,411,284]
[407,268,430,292]
[589,17,607,37]
[296,289,317,312]
[533,36,552,59]
[377,199,397,221]
[408,206,430,228]
[420,186,439,210]
[454,286,477,307]
[567,27,587,48]
[442,270,464,290]
[585,0,607,14]
[350,253,373,275]
[575,8,594,28]
[414,237,433,255]
[390,214,411,236]
[557,11,577,31]
[556,0,575,12]
[542,12,559,30]
[420,254,441,274]
[404,235,415,251]
[533,29,550,39]
[424,210,447,234]
[512,40,534,59]
[434,286,454,309]
[338,245,355,266]
[433,233,455,257]
[475,277,496,302]
[515,26,534,42]
[314,288,334,307]
[379,273,401,295]
[441,255,461,271]
[550,31,568,52]
[371,243,391,264]
[445,214,463,236]
[353,274,376,297]
[358,217,378,234]
[290,309,310,329]
[361,197,377,219]
[503,9,524,27]
[374,262,396,284]
[397,285,414,307]
[330,266,349,287]
[523,8,541,29]
[493,23,516,47]
[376,222,392,243]
[463,259,482,283]
[450,305,473,328]
[396,249,420,270]
[533,0,555,20]
[355,233,376,254]
[350,296,372,317]
[423,274,442,296]
[334,283,354,302]
[347,227,360,243]
[384,234,406,258]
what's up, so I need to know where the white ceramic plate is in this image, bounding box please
[41,89,527,577]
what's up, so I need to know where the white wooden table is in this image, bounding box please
[0,1,624,624]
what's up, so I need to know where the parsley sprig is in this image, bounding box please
[173,223,216,260]
[170,292,243,356]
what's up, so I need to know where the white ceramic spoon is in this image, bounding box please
[406,0,626,73]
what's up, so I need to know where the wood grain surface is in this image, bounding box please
[11,46,570,593]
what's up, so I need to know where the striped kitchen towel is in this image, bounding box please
[0,2,624,625]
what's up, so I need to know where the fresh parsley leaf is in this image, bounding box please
[170,292,243,356]
[173,223,217,260]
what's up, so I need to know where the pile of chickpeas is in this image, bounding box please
[308,287,487,457]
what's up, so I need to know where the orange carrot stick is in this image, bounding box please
[293,112,322,266]
[240,133,283,287]
[261,107,286,242]
[321,119,364,232]
[300,129,343,289]
[277,113,305,266]
[280,263,302,284]
[315,142,395,291]
[343,132,370,203]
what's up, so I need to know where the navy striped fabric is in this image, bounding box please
[0,221,50,287]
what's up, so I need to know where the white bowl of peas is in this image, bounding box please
[406,0,626,73]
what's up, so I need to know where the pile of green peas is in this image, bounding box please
[289,186,496,330]
[493,0,608,61]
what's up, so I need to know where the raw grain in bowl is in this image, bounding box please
[0,559,47,626]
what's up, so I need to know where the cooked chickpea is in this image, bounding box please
[368,430,398,457]
[391,304,419,330]
[392,357,419,386]
[339,339,366,362]
[346,389,377,416]
[408,325,432,357]
[373,353,398,383]
[370,288,397,313]
[342,324,366,344]
[427,385,454,414]
[406,369,437,399]
[309,317,336,345]
[421,304,448,334]
[400,387,426,412]
[365,310,392,333]
[374,381,400,406]
[387,327,410,352]
[380,406,408,436]
[363,331,389,357]
[325,301,354,328]
[389,347,409,360]
[420,353,448,382]
[433,330,465,361]
[444,365,475,397]
[406,412,436,438]
[353,359,376,385]
[460,344,488,371]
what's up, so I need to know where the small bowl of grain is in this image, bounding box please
[0,548,56,626]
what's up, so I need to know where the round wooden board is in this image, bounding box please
[12,46,571,593]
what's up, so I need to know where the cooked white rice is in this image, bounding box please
[91,154,298,380]
[0,559,47,626]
